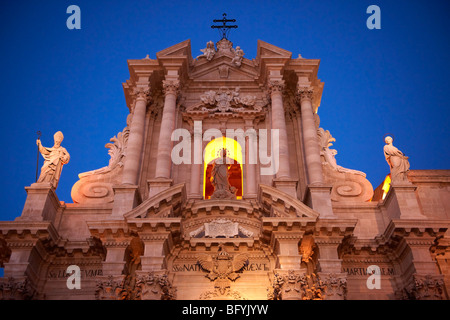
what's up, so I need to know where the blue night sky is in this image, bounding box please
[0,0,449,222]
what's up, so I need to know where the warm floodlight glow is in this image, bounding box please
[381,174,391,200]
[203,137,243,199]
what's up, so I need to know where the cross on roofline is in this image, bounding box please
[211,13,238,40]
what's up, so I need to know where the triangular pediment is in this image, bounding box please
[256,40,292,60]
[156,39,192,59]
[190,57,258,82]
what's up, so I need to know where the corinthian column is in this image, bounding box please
[148,79,179,198]
[122,87,150,185]
[296,86,323,185]
[268,79,290,179]
[297,85,334,217]
[154,79,179,179]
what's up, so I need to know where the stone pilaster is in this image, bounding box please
[139,232,172,272]
[271,231,303,270]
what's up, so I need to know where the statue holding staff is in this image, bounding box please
[36,131,70,189]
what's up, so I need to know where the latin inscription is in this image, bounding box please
[343,267,395,276]
[172,262,270,272]
[48,268,103,279]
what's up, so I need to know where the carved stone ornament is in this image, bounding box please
[135,272,177,300]
[319,273,347,300]
[197,245,249,296]
[267,80,285,94]
[216,38,233,51]
[231,46,244,67]
[402,274,446,300]
[162,79,180,96]
[299,235,316,263]
[95,275,127,300]
[133,86,151,102]
[198,87,257,113]
[296,85,314,101]
[0,277,34,300]
[189,218,254,238]
[71,114,131,204]
[317,125,374,202]
[267,271,324,300]
[196,40,216,61]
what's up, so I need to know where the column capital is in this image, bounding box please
[162,79,180,96]
[296,85,314,102]
[267,79,285,94]
[132,86,151,102]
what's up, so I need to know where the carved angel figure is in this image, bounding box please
[231,46,244,67]
[197,245,248,295]
[196,40,216,61]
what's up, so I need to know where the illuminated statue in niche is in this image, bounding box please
[210,148,236,200]
[36,131,70,189]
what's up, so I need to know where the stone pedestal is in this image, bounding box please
[385,183,425,219]
[148,178,173,198]
[18,183,61,222]
[304,185,335,218]
[111,185,141,218]
[272,178,298,199]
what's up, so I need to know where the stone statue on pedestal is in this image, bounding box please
[383,136,410,183]
[36,131,70,189]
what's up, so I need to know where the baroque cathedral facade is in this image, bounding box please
[0,37,449,300]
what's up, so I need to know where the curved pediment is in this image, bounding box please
[258,184,319,220]
[124,183,186,219]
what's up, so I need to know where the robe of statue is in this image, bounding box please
[37,143,70,188]
[210,157,236,200]
[384,143,410,182]
[211,160,230,192]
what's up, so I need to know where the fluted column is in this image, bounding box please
[297,86,324,185]
[122,87,150,185]
[268,79,290,179]
[154,79,179,179]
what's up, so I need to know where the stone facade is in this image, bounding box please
[0,39,449,300]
